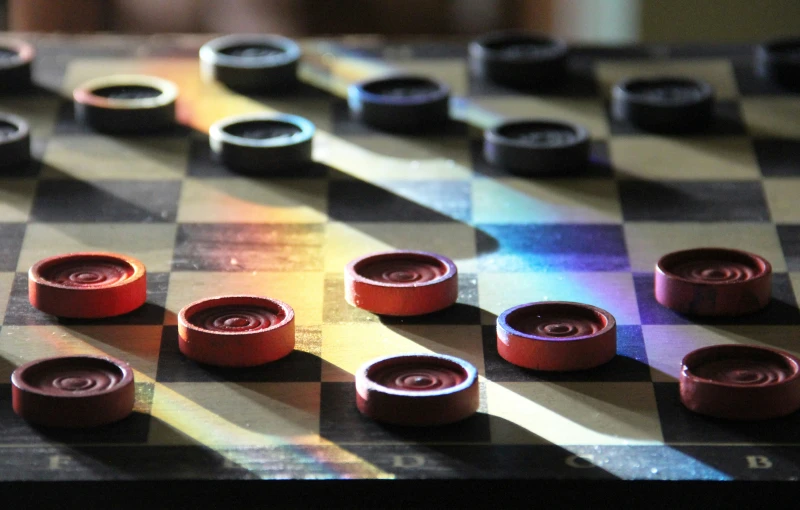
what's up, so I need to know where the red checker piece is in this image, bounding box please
[28,252,147,318]
[497,301,617,371]
[178,295,295,367]
[345,250,458,316]
[680,344,800,421]
[12,355,135,428]
[655,247,772,316]
[356,353,479,426]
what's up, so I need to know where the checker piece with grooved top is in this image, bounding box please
[755,37,800,90]
[178,295,295,367]
[0,112,30,168]
[0,37,34,91]
[469,30,568,88]
[611,76,714,133]
[348,75,450,132]
[200,34,301,92]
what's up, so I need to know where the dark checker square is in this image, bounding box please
[476,224,629,272]
[186,132,329,178]
[319,382,490,443]
[330,99,467,137]
[608,100,746,136]
[634,272,800,326]
[0,382,153,444]
[471,140,613,179]
[156,326,322,383]
[0,223,25,271]
[3,272,169,326]
[173,223,323,272]
[30,179,181,223]
[328,180,468,222]
[482,325,651,382]
[778,226,800,272]
[618,181,770,222]
[323,272,480,325]
[754,139,800,177]
[655,382,800,444]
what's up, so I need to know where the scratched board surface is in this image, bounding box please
[1,34,800,505]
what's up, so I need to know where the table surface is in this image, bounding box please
[1,33,800,508]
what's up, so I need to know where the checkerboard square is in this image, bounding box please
[741,98,800,138]
[471,140,613,179]
[766,179,800,223]
[754,139,800,177]
[624,223,786,272]
[618,181,770,222]
[654,382,800,444]
[610,137,760,181]
[328,180,470,222]
[468,60,598,97]
[642,325,800,383]
[634,273,800,326]
[0,324,163,380]
[319,382,490,443]
[323,272,480,325]
[30,179,181,223]
[149,382,321,446]
[778,226,800,272]
[331,99,467,137]
[177,178,328,224]
[324,222,478,274]
[0,180,36,222]
[472,178,622,224]
[608,101,746,136]
[165,271,324,327]
[156,326,321,383]
[17,223,177,273]
[476,224,629,272]
[173,223,323,272]
[486,381,663,445]
[483,325,650,382]
[320,323,484,382]
[0,223,25,271]
[0,382,153,444]
[477,272,640,325]
[395,59,468,96]
[3,272,168,326]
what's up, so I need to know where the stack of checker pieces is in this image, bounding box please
[1,31,800,507]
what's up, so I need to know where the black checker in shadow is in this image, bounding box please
[155,326,322,383]
[3,272,169,326]
[185,131,330,178]
[655,382,800,444]
[733,57,800,96]
[607,100,746,136]
[618,180,770,222]
[173,223,323,272]
[328,179,469,222]
[778,225,800,272]
[470,139,613,179]
[754,138,800,177]
[0,223,25,271]
[0,382,153,444]
[330,99,468,137]
[482,325,652,382]
[476,224,630,272]
[53,100,191,137]
[319,382,490,444]
[30,178,181,223]
[634,272,800,326]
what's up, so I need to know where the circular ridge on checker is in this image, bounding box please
[655,247,772,317]
[0,37,35,91]
[345,250,458,316]
[680,344,800,421]
[209,112,315,174]
[355,353,479,426]
[347,74,450,132]
[468,30,568,88]
[28,252,147,319]
[611,76,715,133]
[497,301,617,371]
[0,112,31,168]
[483,118,590,175]
[755,37,800,90]
[178,295,295,367]
[73,74,178,133]
[11,355,135,428]
[199,33,301,92]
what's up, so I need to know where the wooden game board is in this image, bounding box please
[1,34,799,507]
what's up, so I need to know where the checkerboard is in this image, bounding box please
[1,35,800,505]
